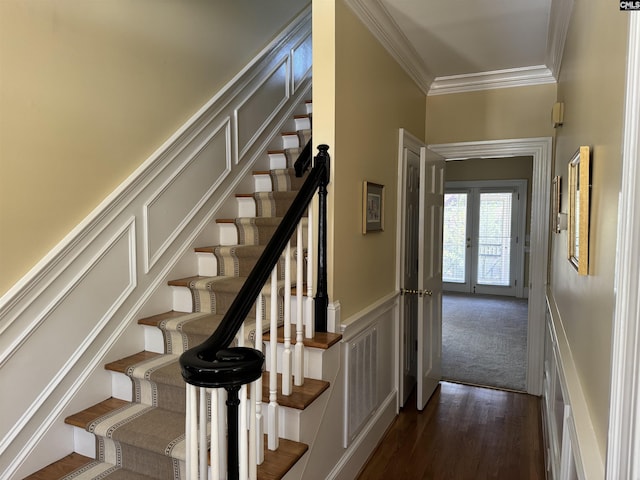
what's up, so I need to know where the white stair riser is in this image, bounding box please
[294,117,311,131]
[268,152,288,170]
[261,388,328,444]
[196,252,217,277]
[264,343,325,380]
[281,134,300,149]
[217,223,239,246]
[305,103,312,115]
[253,173,273,193]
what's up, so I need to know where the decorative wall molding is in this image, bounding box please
[430,137,552,396]
[607,13,640,480]
[343,0,433,94]
[0,8,312,478]
[545,0,575,80]
[545,292,603,479]
[428,65,556,96]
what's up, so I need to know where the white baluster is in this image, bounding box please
[306,205,315,339]
[282,242,293,395]
[239,384,248,480]
[186,384,197,480]
[199,387,207,479]
[210,388,220,480]
[217,389,227,478]
[268,268,280,450]
[255,295,264,464]
[295,223,305,386]
[249,380,258,480]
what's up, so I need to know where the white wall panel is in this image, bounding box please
[292,33,312,92]
[235,58,290,162]
[144,119,231,271]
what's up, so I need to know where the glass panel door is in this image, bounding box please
[443,181,525,297]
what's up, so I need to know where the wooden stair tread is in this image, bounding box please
[167,275,206,287]
[105,351,162,373]
[215,218,236,223]
[235,193,255,198]
[260,437,308,480]
[253,170,272,175]
[23,453,94,480]
[268,149,286,154]
[137,310,188,327]
[261,372,329,410]
[65,398,128,429]
[267,326,342,349]
[281,131,298,136]
[293,114,310,119]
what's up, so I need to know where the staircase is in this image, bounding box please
[27,102,342,480]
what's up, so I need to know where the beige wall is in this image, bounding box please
[314,0,425,319]
[549,3,628,456]
[0,0,308,296]
[426,84,556,144]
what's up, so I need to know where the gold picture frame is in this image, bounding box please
[363,181,384,234]
[552,175,561,234]
[567,146,591,275]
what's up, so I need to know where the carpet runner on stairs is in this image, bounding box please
[26,118,339,479]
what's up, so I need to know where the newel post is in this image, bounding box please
[314,145,330,332]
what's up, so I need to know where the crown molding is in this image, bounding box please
[343,0,433,94]
[427,65,556,96]
[545,0,575,80]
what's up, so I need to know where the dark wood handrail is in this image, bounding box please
[179,144,330,388]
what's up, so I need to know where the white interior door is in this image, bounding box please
[398,141,421,406]
[417,147,445,411]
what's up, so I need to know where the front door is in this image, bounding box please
[416,147,445,411]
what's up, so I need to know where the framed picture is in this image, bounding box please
[567,146,591,275]
[363,181,384,234]
[552,175,561,234]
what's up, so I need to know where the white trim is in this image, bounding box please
[429,137,552,395]
[428,65,556,96]
[607,12,640,480]
[545,0,575,80]
[342,0,432,94]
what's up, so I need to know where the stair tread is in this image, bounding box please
[28,441,306,480]
[267,326,342,349]
[23,452,94,480]
[105,351,163,373]
[262,372,329,410]
[104,350,329,410]
[65,397,129,428]
[138,310,201,327]
[261,437,308,480]
[235,193,255,198]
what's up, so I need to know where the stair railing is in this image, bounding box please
[180,144,330,480]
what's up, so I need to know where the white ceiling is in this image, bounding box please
[344,0,573,95]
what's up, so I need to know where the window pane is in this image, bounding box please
[443,193,467,283]
[477,192,512,286]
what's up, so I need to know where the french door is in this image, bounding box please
[443,180,527,297]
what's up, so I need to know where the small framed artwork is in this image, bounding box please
[552,175,561,234]
[363,181,384,234]
[567,146,591,275]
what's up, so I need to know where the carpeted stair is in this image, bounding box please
[27,105,340,480]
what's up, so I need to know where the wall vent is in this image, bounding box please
[344,325,378,447]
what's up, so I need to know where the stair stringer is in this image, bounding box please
[0,9,312,478]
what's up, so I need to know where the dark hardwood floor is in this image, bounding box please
[357,382,546,480]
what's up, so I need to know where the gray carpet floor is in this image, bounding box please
[442,292,528,391]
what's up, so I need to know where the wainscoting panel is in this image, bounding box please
[0,7,311,478]
[292,33,312,92]
[144,119,231,271]
[543,292,603,480]
[235,58,290,162]
[344,326,378,447]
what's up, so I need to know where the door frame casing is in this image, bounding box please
[430,137,552,395]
